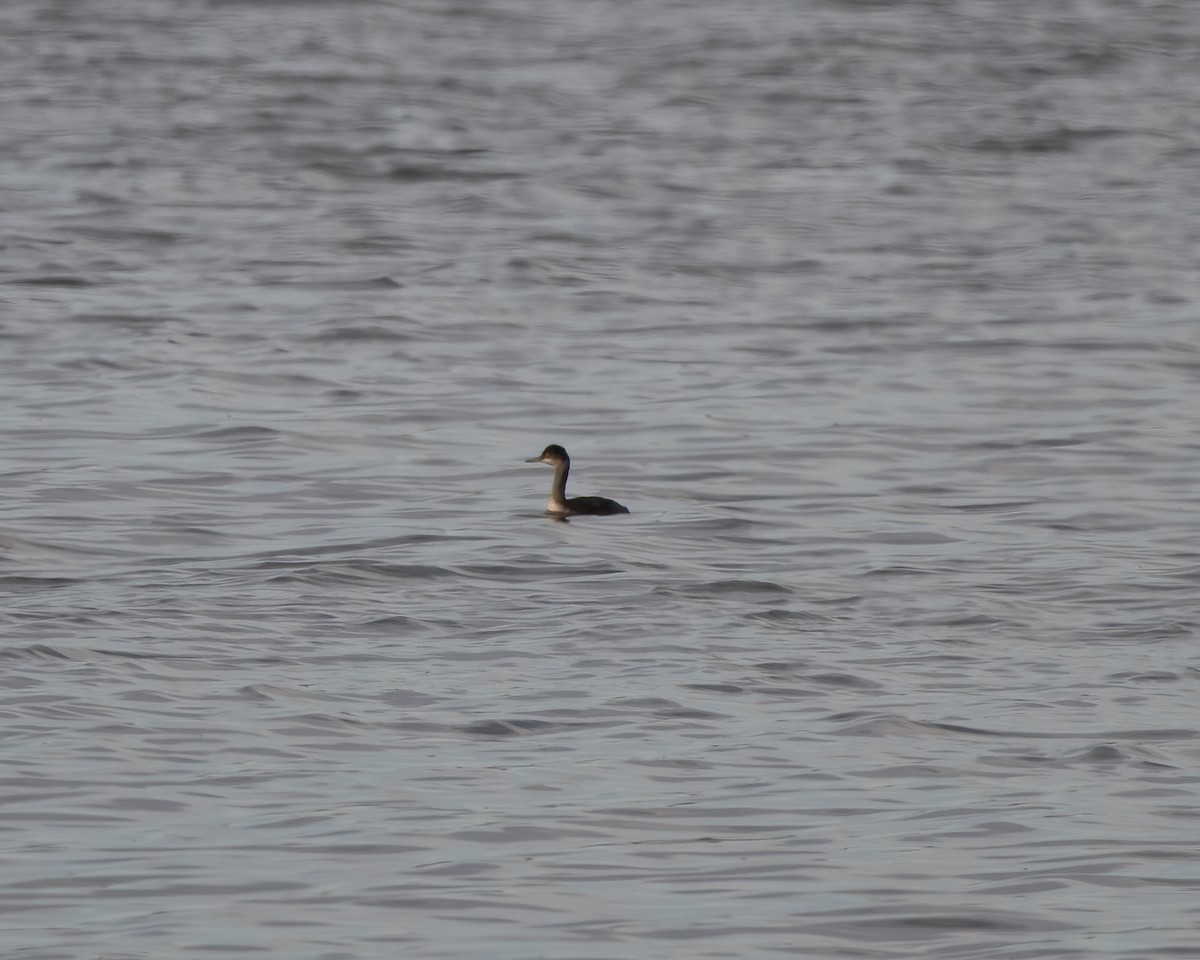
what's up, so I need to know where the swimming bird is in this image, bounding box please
[524,444,629,517]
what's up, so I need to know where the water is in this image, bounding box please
[3,1,1199,957]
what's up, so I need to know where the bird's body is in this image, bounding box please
[525,444,629,517]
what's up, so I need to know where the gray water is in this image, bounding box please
[3,1,1200,957]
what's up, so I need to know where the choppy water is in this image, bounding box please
[4,1,1200,957]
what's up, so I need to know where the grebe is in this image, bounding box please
[524,444,629,517]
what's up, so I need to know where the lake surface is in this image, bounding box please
[3,1,1199,957]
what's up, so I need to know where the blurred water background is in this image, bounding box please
[3,1,1200,957]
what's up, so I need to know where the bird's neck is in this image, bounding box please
[547,458,570,510]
